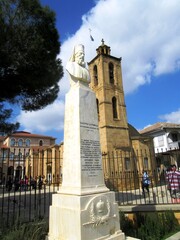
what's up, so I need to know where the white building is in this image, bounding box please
[140,122,180,153]
[140,122,180,168]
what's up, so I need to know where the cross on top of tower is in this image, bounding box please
[96,39,111,55]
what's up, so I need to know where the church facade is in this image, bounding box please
[88,40,156,187]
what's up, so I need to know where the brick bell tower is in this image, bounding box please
[88,39,131,153]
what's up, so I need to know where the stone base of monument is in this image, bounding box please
[47,82,126,240]
[47,191,125,240]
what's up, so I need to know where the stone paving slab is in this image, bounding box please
[165,231,180,240]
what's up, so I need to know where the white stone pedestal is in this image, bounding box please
[48,192,124,240]
[59,82,108,196]
[47,82,125,240]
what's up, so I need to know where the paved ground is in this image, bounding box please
[165,231,180,240]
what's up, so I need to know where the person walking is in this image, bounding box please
[141,170,150,198]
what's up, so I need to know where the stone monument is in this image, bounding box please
[47,44,125,240]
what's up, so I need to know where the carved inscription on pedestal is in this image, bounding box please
[80,122,102,177]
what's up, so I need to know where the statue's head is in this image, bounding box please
[74,44,84,54]
[69,44,85,67]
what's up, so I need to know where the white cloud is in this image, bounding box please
[16,100,65,132]
[159,109,180,123]
[17,0,180,138]
[68,0,180,93]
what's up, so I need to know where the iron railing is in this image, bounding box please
[105,170,180,205]
[0,147,180,230]
[0,183,58,230]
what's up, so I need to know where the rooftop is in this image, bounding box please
[140,122,180,134]
[4,131,56,140]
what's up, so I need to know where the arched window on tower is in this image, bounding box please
[109,62,114,84]
[93,65,98,86]
[96,98,99,116]
[112,97,118,119]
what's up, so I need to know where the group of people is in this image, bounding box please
[5,175,43,192]
[141,165,180,199]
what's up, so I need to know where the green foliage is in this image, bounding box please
[0,104,19,133]
[0,0,63,133]
[120,211,180,240]
[1,219,48,240]
[1,212,179,239]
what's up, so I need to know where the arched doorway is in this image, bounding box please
[47,165,52,184]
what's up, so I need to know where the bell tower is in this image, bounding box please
[88,40,131,153]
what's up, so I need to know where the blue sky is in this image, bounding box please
[16,0,180,144]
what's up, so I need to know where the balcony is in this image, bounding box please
[168,141,180,150]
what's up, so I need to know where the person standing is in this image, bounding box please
[38,176,43,190]
[166,164,180,198]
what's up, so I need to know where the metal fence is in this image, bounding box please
[0,147,180,229]
[105,170,180,205]
[0,183,58,230]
